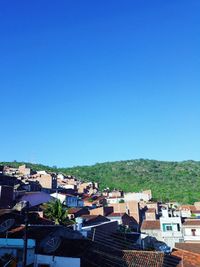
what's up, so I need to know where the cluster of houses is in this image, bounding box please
[0,164,200,266]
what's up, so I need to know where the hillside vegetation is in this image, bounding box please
[1,159,200,204]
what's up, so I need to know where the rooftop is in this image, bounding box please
[172,249,200,267]
[123,250,180,267]
[179,205,197,212]
[107,212,126,217]
[141,220,160,230]
[183,219,200,226]
[0,238,35,248]
[175,243,200,255]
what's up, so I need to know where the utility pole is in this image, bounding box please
[22,201,29,267]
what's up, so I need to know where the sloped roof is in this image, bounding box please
[175,243,200,255]
[107,212,126,217]
[81,215,110,226]
[19,192,51,207]
[68,208,83,214]
[172,249,200,267]
[141,220,160,230]
[123,250,182,267]
[183,219,200,226]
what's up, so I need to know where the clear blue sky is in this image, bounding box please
[1,0,200,167]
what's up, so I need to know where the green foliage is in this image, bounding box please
[43,199,67,225]
[2,159,200,204]
[119,199,125,203]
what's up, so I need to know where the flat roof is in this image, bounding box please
[0,238,35,248]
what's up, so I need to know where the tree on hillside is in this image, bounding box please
[43,199,68,225]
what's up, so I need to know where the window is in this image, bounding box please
[191,229,196,236]
[177,224,180,231]
[166,225,172,231]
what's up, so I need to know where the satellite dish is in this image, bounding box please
[40,234,61,254]
[0,219,15,233]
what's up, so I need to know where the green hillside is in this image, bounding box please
[1,159,200,204]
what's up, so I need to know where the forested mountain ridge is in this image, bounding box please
[1,159,200,203]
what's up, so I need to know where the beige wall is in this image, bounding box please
[18,165,31,176]
[145,211,156,221]
[110,200,140,223]
[90,207,104,216]
[147,203,159,214]
[36,174,57,189]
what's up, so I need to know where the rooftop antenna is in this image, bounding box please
[39,233,61,254]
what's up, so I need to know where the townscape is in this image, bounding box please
[0,164,200,266]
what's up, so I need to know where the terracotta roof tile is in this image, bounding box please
[141,220,160,230]
[68,208,83,214]
[172,249,200,267]
[183,219,200,226]
[175,243,200,255]
[122,250,165,267]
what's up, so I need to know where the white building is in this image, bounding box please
[35,255,80,267]
[124,192,150,202]
[106,197,124,205]
[183,219,200,242]
[51,193,83,208]
[160,208,183,248]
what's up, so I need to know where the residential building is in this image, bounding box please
[110,200,140,223]
[51,193,84,208]
[68,208,90,219]
[35,254,80,267]
[19,191,51,207]
[124,190,152,202]
[108,190,123,198]
[106,196,124,205]
[160,208,183,248]
[145,208,156,221]
[89,206,113,216]
[146,202,159,214]
[182,219,200,242]
[78,182,98,195]
[18,164,31,176]
[83,195,106,207]
[106,212,139,231]
[0,185,14,208]
[32,173,57,190]
[141,220,162,241]
[179,205,196,218]
[0,238,35,266]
